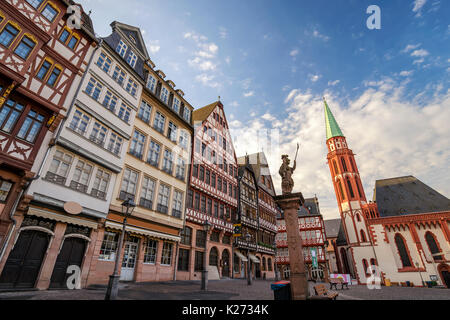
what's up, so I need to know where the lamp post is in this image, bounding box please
[201,220,212,290]
[416,262,424,287]
[273,239,280,281]
[105,198,136,300]
[246,232,253,285]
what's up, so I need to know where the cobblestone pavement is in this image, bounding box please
[0,280,448,300]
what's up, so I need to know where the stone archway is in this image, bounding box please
[437,263,450,288]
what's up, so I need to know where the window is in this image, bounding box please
[120,168,139,201]
[147,141,161,167]
[394,234,412,268]
[213,201,218,218]
[175,157,186,180]
[46,65,62,87]
[199,165,205,181]
[41,3,58,22]
[362,259,369,275]
[201,196,206,213]
[91,169,110,200]
[192,164,198,178]
[102,91,118,112]
[337,180,345,201]
[183,107,191,122]
[179,130,189,150]
[207,198,212,216]
[360,230,367,242]
[172,190,183,218]
[268,258,273,271]
[162,149,173,174]
[187,189,193,209]
[96,52,112,73]
[196,230,206,248]
[153,112,165,134]
[210,231,220,243]
[138,100,152,123]
[181,227,192,245]
[126,50,137,67]
[85,77,102,100]
[161,242,173,265]
[59,29,70,43]
[99,232,119,261]
[116,40,128,58]
[346,178,355,198]
[167,121,177,142]
[211,173,216,188]
[425,232,443,261]
[172,97,180,113]
[0,24,20,48]
[36,60,52,80]
[195,251,204,271]
[0,179,13,202]
[14,35,36,60]
[89,122,107,147]
[194,192,200,210]
[126,78,138,96]
[47,150,72,184]
[178,249,189,271]
[209,247,218,266]
[16,110,44,143]
[70,160,92,193]
[26,0,44,9]
[118,104,131,123]
[157,183,170,214]
[129,130,146,159]
[107,133,123,155]
[160,87,169,104]
[147,75,156,92]
[58,28,79,50]
[341,157,348,172]
[69,110,90,135]
[139,176,156,210]
[143,239,158,264]
[112,66,126,86]
[205,170,210,185]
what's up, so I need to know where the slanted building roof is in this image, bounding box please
[374,176,450,217]
[193,101,221,122]
[324,98,344,140]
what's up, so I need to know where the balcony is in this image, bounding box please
[45,172,67,186]
[69,181,88,194]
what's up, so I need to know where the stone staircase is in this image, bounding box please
[207,266,220,280]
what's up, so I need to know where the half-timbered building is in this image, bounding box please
[276,197,329,281]
[0,0,97,290]
[177,101,238,281]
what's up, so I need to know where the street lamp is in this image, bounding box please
[246,232,253,285]
[416,262,424,287]
[105,198,136,300]
[273,239,280,281]
[201,220,212,290]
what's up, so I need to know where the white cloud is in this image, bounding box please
[243,91,255,98]
[413,0,428,16]
[399,70,414,77]
[411,49,430,57]
[219,27,228,39]
[195,73,220,88]
[328,80,340,86]
[228,80,450,220]
[401,43,421,53]
[290,49,299,57]
[147,40,160,54]
[309,74,322,82]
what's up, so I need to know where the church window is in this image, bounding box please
[360,229,367,242]
[332,160,339,175]
[346,178,355,198]
[362,259,369,275]
[394,234,412,268]
[341,157,348,172]
[337,180,345,201]
[425,232,443,261]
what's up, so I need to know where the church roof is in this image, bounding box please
[374,176,450,217]
[324,98,344,140]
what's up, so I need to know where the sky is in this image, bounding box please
[78,0,450,220]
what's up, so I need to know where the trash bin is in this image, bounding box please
[405,281,411,287]
[385,278,391,287]
[271,281,291,300]
[425,281,433,288]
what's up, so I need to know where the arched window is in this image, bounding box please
[360,229,367,242]
[356,178,364,198]
[233,253,240,273]
[262,257,266,271]
[332,160,339,175]
[337,180,345,201]
[425,232,443,261]
[346,178,355,198]
[370,258,377,266]
[356,214,361,222]
[362,259,369,275]
[268,258,272,271]
[394,234,412,268]
[349,158,356,172]
[209,247,219,266]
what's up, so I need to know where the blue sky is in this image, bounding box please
[79,0,449,219]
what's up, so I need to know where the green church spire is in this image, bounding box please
[324,97,344,140]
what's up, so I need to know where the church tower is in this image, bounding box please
[324,98,377,283]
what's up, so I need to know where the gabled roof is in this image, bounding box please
[324,98,344,140]
[110,21,150,60]
[374,176,450,217]
[324,219,341,239]
[298,197,321,217]
[63,1,96,41]
[239,152,276,197]
[193,101,221,122]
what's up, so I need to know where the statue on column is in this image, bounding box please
[279,143,299,195]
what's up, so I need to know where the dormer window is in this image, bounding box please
[147,75,156,92]
[173,97,180,113]
[26,0,44,9]
[183,108,191,122]
[129,34,136,44]
[116,40,128,58]
[127,50,137,68]
[41,3,58,22]
[160,87,169,104]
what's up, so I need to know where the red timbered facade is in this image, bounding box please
[177,100,238,281]
[276,197,329,281]
[0,0,96,289]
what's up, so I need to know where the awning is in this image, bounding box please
[27,207,99,229]
[234,251,248,262]
[105,221,180,242]
[248,254,260,264]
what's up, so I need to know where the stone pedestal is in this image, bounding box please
[274,192,308,300]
